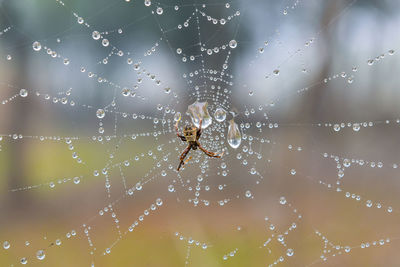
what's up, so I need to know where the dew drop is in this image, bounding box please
[333,124,341,132]
[229,40,237,49]
[92,31,101,40]
[286,248,294,256]
[245,190,252,198]
[352,123,360,132]
[73,177,80,184]
[187,101,212,129]
[214,107,226,122]
[36,250,45,260]
[19,89,28,97]
[96,109,105,119]
[102,39,109,47]
[174,112,181,122]
[32,41,41,51]
[156,7,163,15]
[3,241,10,249]
[121,88,130,97]
[227,119,241,149]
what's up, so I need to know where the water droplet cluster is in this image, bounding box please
[1,0,399,266]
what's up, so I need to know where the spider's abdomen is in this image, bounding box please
[190,141,198,149]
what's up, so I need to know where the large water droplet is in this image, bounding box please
[227,119,241,149]
[187,101,212,129]
[214,107,226,122]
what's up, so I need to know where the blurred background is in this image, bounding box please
[1,0,400,266]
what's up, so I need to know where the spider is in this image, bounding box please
[175,118,224,171]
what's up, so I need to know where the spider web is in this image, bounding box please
[1,0,400,266]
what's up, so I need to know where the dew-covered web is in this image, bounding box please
[1,0,400,266]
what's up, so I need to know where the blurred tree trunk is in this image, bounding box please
[304,0,346,122]
[0,18,33,211]
[7,57,32,210]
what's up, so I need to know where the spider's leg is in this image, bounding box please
[197,119,203,140]
[198,143,224,158]
[175,117,186,142]
[177,145,191,171]
[184,156,193,165]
